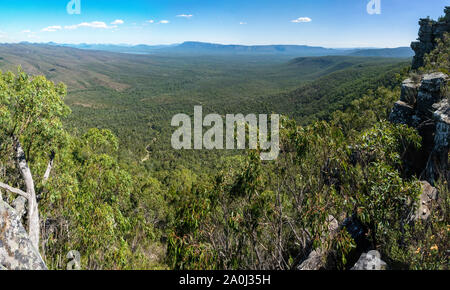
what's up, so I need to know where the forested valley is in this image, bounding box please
[0,7,448,270]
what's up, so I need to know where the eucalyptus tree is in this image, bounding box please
[0,69,70,251]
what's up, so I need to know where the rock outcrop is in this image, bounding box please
[389,7,449,232]
[297,215,339,270]
[412,181,439,221]
[297,215,372,270]
[0,200,47,270]
[426,99,450,183]
[389,72,449,184]
[411,7,450,70]
[351,250,387,270]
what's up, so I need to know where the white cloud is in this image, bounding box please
[111,19,124,25]
[291,17,312,23]
[27,34,40,39]
[239,22,247,25]
[41,25,62,32]
[146,20,155,23]
[158,20,170,24]
[177,14,193,18]
[64,21,117,30]
[19,29,38,39]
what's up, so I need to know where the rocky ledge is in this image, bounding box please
[390,72,449,184]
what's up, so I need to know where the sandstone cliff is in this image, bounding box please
[411,7,450,70]
[390,72,449,184]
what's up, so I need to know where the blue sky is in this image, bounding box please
[0,0,448,47]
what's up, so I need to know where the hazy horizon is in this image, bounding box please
[0,40,412,50]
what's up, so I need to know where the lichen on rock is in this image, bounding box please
[0,200,47,270]
[351,250,387,270]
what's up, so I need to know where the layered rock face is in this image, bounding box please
[411,7,450,70]
[390,72,449,184]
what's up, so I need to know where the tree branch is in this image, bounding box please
[42,151,55,183]
[0,182,30,199]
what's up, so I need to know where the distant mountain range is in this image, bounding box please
[348,47,415,58]
[36,41,414,58]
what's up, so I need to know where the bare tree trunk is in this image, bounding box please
[13,137,40,251]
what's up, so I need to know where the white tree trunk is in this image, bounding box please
[13,138,40,251]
